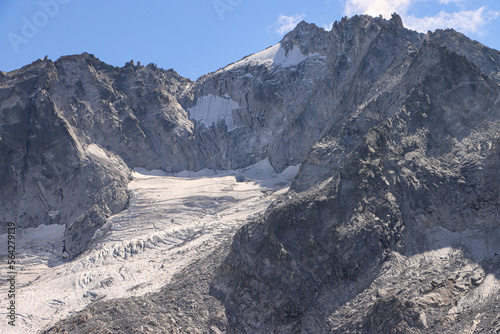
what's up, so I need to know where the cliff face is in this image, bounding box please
[0,59,130,257]
[211,22,500,334]
[2,13,500,333]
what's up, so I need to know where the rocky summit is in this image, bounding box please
[1,13,500,333]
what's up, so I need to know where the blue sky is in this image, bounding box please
[1,0,499,80]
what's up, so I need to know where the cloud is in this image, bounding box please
[344,0,413,19]
[275,13,306,35]
[342,0,499,36]
[438,0,463,4]
[323,22,334,31]
[404,6,500,35]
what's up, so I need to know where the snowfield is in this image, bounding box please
[188,94,241,131]
[0,159,299,333]
[222,42,318,72]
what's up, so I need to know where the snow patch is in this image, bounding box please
[1,160,300,333]
[133,167,169,177]
[16,224,65,243]
[224,44,281,71]
[239,158,277,179]
[278,163,301,181]
[421,226,500,261]
[222,43,312,72]
[86,143,109,159]
[273,44,308,67]
[47,210,59,218]
[188,94,240,131]
[0,224,65,268]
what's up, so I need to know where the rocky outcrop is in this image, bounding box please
[426,28,500,83]
[0,61,130,257]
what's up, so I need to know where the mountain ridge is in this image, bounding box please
[210,35,500,332]
[1,13,500,333]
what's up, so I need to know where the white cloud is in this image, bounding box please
[404,6,500,35]
[323,22,334,31]
[438,0,463,4]
[342,0,499,36]
[275,13,306,35]
[344,0,413,19]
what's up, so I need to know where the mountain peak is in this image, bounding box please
[331,12,405,33]
[280,20,329,55]
[390,12,404,29]
[282,20,325,42]
[289,20,318,33]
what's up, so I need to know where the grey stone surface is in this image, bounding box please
[0,61,130,258]
[212,32,500,334]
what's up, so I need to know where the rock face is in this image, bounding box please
[2,13,500,333]
[211,17,500,334]
[0,60,130,257]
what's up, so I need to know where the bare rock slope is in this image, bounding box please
[212,40,500,333]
